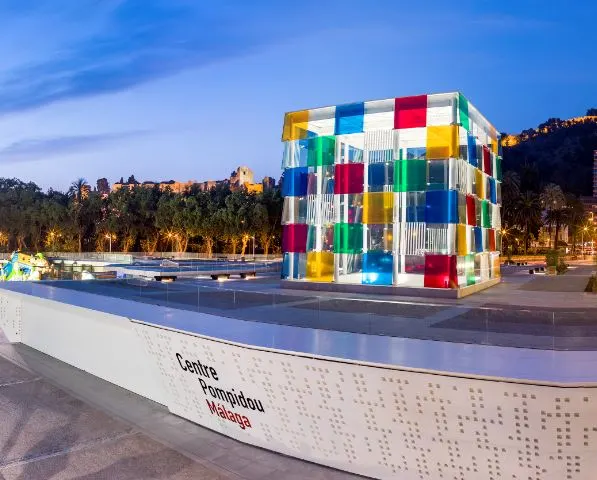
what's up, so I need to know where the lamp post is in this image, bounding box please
[582,226,588,260]
[105,233,114,253]
[252,235,255,260]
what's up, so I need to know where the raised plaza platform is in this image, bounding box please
[0,267,596,479]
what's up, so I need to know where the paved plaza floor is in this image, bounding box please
[0,332,360,480]
[38,263,597,350]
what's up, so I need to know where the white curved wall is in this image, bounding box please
[2,286,597,479]
[133,320,597,480]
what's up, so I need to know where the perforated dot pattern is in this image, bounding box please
[134,323,597,480]
[0,292,22,342]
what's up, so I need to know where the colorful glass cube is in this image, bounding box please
[281,92,500,290]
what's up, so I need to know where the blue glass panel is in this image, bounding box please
[368,162,393,192]
[474,227,483,253]
[425,190,458,224]
[362,252,393,285]
[282,167,308,197]
[335,102,365,135]
[282,252,299,279]
[467,135,478,167]
[489,177,497,204]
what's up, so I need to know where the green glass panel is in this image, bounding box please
[393,160,427,192]
[306,225,317,251]
[481,200,491,228]
[458,93,470,131]
[333,223,363,254]
[495,156,502,181]
[465,254,476,285]
[307,136,335,167]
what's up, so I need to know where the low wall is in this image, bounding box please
[1,286,597,479]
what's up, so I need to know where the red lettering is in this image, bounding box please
[206,400,217,414]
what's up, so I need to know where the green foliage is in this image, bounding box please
[0,177,283,254]
[502,117,597,196]
[545,249,560,268]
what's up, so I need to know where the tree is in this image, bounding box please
[564,195,586,253]
[500,171,520,229]
[540,183,565,248]
[68,178,91,252]
[513,192,541,254]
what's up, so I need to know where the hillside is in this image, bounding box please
[501,112,597,195]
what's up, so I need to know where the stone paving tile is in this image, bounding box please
[0,378,135,467]
[0,432,228,480]
[0,342,364,480]
[0,356,38,385]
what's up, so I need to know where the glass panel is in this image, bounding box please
[394,160,427,192]
[335,103,364,135]
[424,254,458,288]
[283,110,309,141]
[334,223,363,254]
[394,95,427,129]
[334,163,364,194]
[282,224,308,253]
[426,125,459,159]
[368,162,393,192]
[305,251,334,282]
[336,193,363,224]
[425,190,458,224]
[362,252,393,285]
[363,192,394,224]
[366,224,393,252]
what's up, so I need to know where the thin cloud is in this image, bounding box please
[0,130,149,164]
[0,1,271,114]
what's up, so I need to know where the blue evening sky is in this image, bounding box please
[0,0,595,190]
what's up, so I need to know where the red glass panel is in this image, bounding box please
[424,254,458,289]
[483,146,492,176]
[282,224,308,253]
[394,95,427,129]
[466,194,476,226]
[334,163,364,195]
[488,228,496,251]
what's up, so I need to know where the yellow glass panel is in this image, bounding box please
[426,125,459,159]
[282,110,309,141]
[457,224,468,255]
[306,251,334,282]
[363,192,394,224]
[492,254,501,277]
[475,169,485,199]
[490,138,498,155]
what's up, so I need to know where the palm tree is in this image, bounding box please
[540,183,565,248]
[69,178,90,204]
[501,171,520,228]
[514,191,541,254]
[564,195,587,253]
[68,178,90,252]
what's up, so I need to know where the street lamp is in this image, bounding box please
[105,233,115,253]
[582,226,588,259]
[252,235,255,260]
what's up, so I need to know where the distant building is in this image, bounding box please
[229,166,254,190]
[112,176,198,194]
[581,196,597,226]
[262,176,276,190]
[96,178,110,198]
[110,167,275,195]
